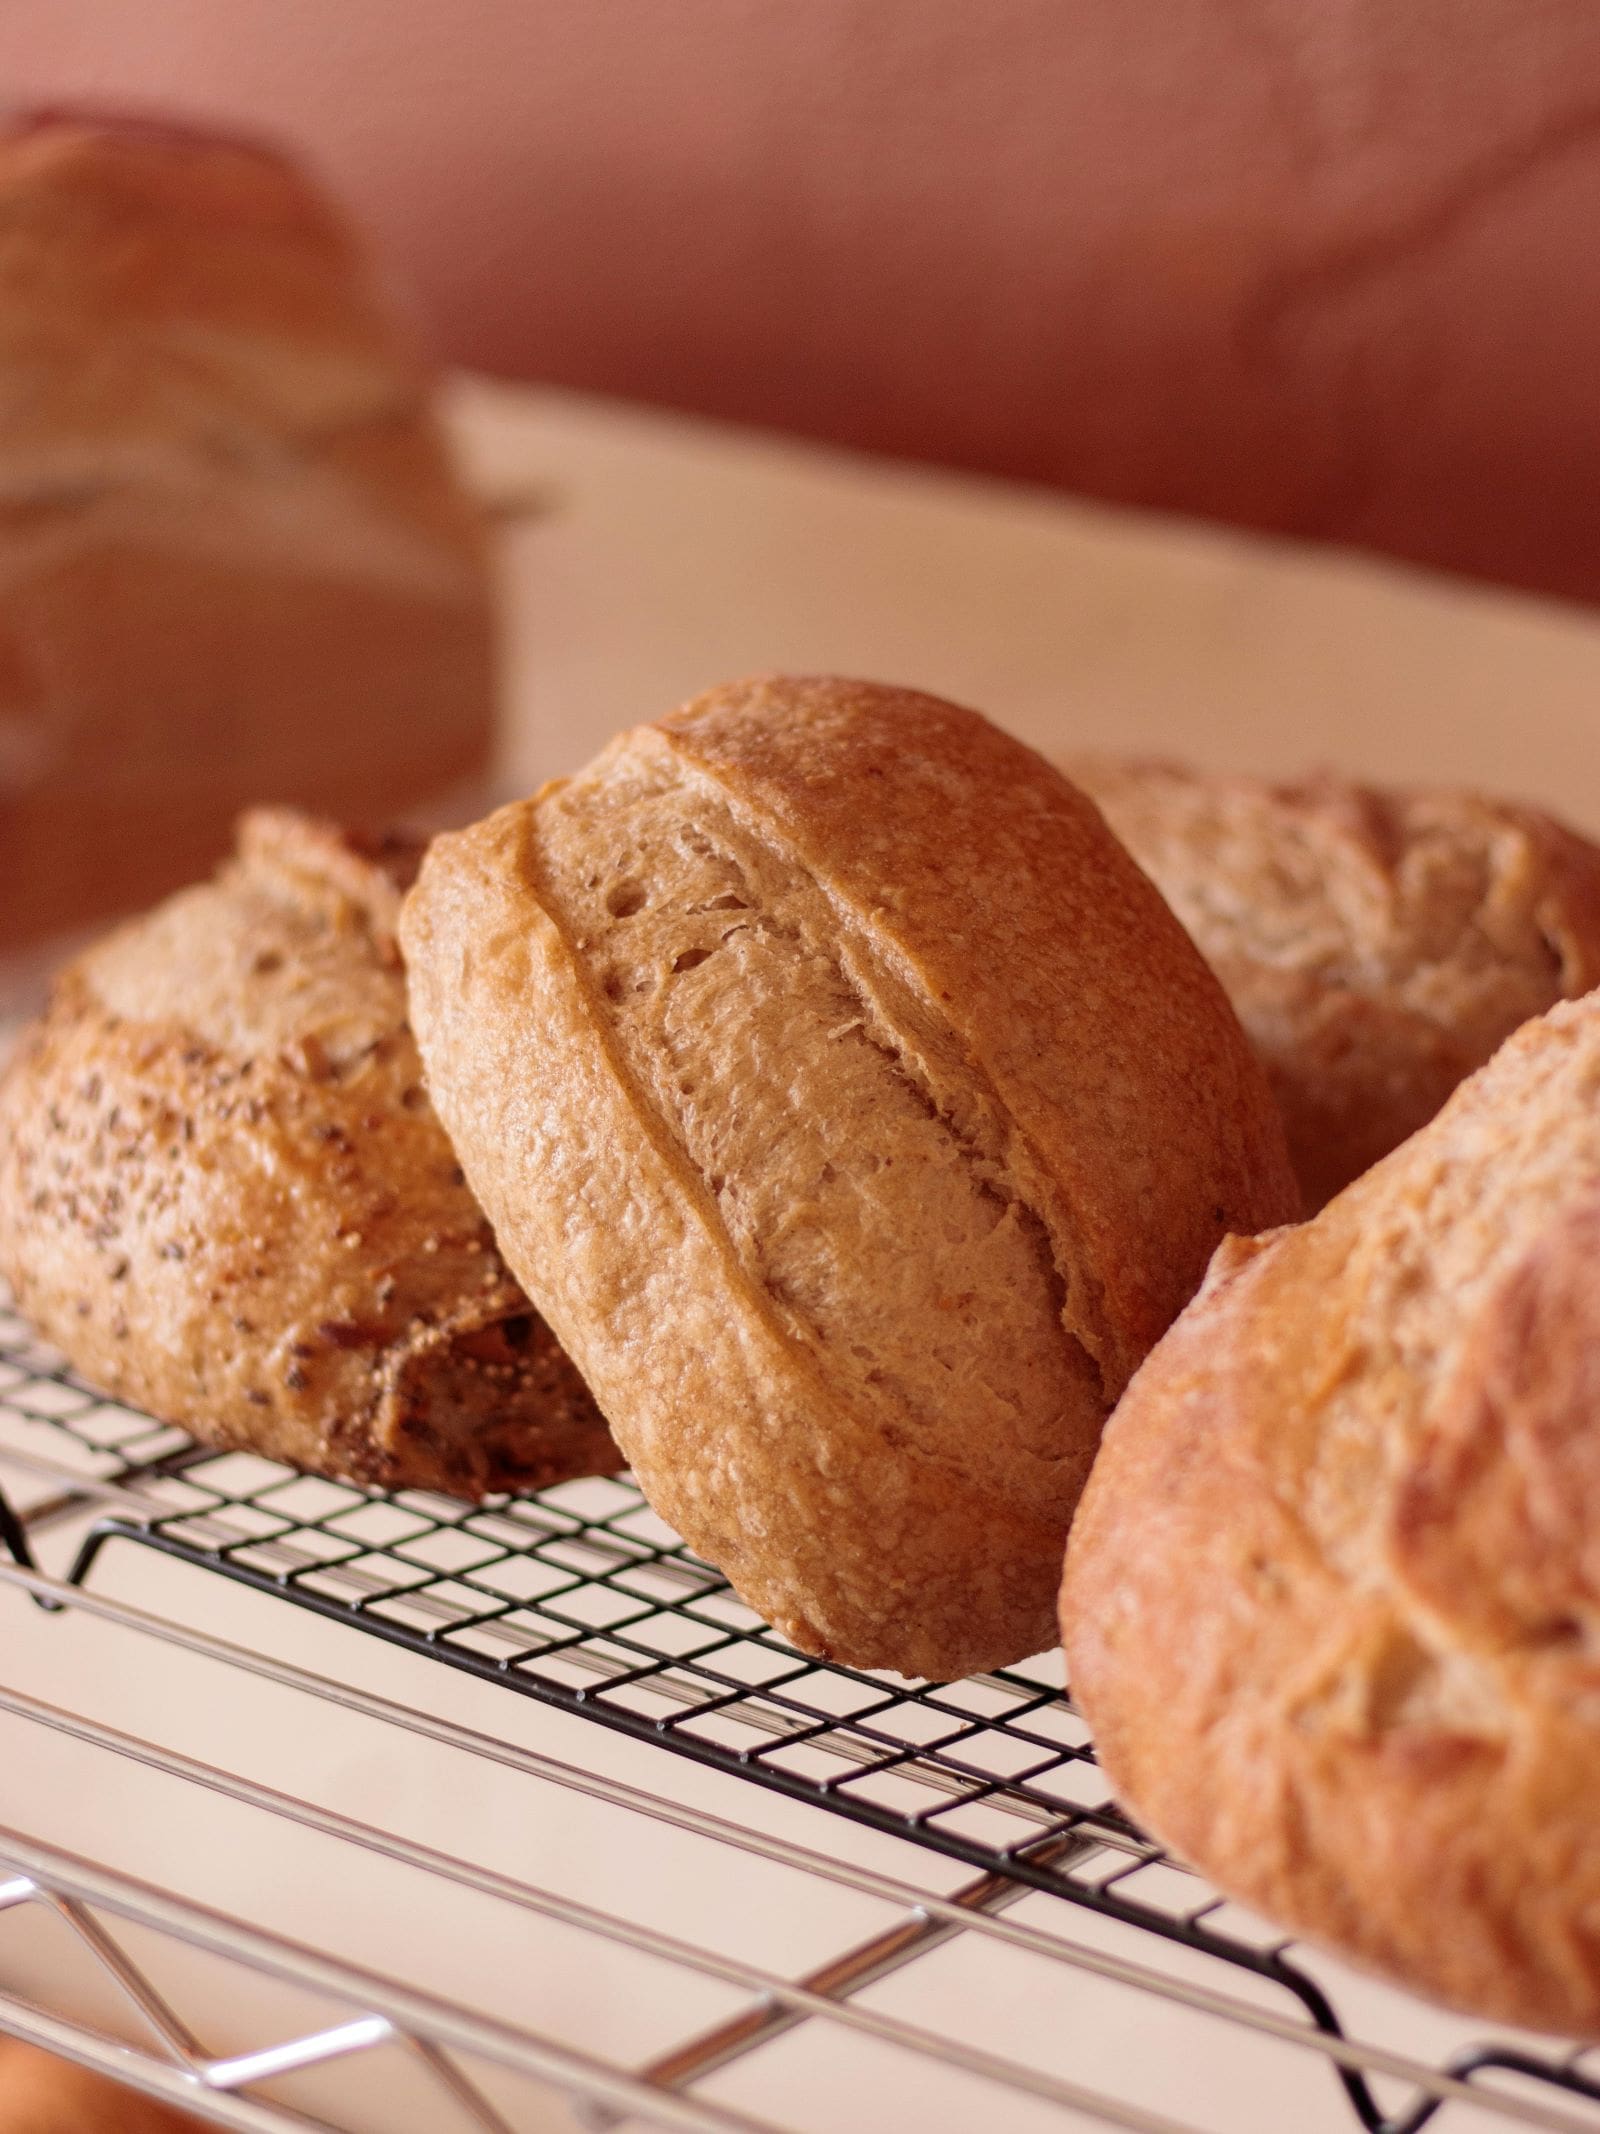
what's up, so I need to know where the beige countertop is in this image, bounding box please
[452,374,1600,828]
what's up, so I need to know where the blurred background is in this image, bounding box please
[7,0,1600,605]
[6,0,1600,965]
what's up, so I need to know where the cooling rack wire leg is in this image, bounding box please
[636,1844,1085,2102]
[406,2036,521,2134]
[52,1891,206,2059]
[0,1479,36,1571]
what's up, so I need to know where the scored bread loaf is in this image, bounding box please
[1070,756,1600,1208]
[0,108,496,947]
[1062,989,1600,2036]
[402,676,1299,1678]
[0,809,617,1497]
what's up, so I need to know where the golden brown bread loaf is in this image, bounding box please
[1069,757,1600,1209]
[0,2040,199,2133]
[0,108,496,948]
[1062,989,1600,2036]
[0,809,617,1497]
[402,675,1299,1677]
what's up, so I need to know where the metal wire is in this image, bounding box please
[4,1310,1600,2134]
[5,1550,1599,2134]
[0,1674,1201,2130]
[0,1826,789,2134]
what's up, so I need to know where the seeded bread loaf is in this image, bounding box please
[402,676,1299,1677]
[1070,757,1600,1207]
[1062,990,1600,2036]
[0,809,616,1496]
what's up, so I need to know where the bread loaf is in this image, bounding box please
[1071,757,1600,1207]
[1062,989,1600,2036]
[0,2040,199,2133]
[0,810,616,1497]
[0,109,495,947]
[402,676,1299,1678]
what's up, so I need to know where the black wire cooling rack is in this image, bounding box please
[3,1288,1599,2134]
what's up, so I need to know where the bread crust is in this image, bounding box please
[0,113,495,944]
[0,810,617,1497]
[1062,992,1600,2036]
[1070,757,1600,1208]
[403,677,1298,1677]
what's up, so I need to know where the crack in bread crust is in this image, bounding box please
[827,937,1101,1418]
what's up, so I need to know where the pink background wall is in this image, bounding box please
[7,1,1600,604]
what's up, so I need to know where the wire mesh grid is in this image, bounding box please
[4,1289,1600,2134]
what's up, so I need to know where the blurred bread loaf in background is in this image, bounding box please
[12,8,1600,608]
[1073,757,1600,1207]
[0,108,495,949]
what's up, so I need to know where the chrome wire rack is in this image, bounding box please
[3,1288,1600,2134]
